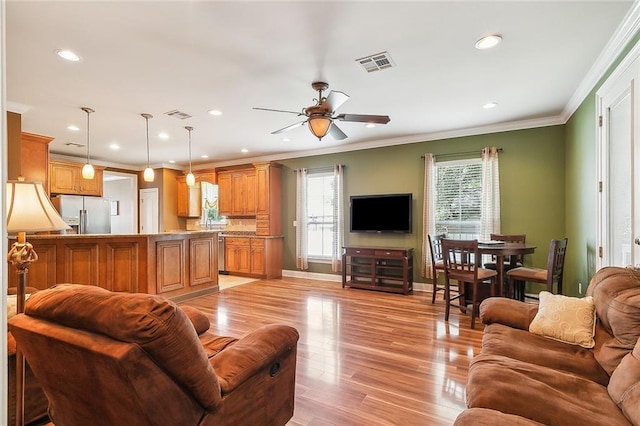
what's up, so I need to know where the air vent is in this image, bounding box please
[65,142,85,148]
[164,109,193,120]
[356,51,395,73]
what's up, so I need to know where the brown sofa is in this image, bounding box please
[455,266,640,425]
[8,284,299,425]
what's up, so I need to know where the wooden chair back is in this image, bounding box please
[428,233,446,268]
[547,238,568,291]
[442,238,479,283]
[489,233,526,265]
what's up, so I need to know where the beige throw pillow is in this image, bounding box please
[529,291,596,348]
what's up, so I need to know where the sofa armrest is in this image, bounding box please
[479,297,538,330]
[210,324,299,393]
[180,305,210,335]
[455,408,544,425]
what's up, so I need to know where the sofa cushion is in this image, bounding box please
[587,266,640,375]
[466,354,631,426]
[608,337,640,425]
[482,323,610,385]
[23,283,222,410]
[454,408,545,425]
[528,291,596,348]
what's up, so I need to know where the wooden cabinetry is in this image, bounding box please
[49,160,103,196]
[224,236,283,279]
[218,168,256,216]
[342,246,413,294]
[255,162,282,236]
[177,177,201,217]
[13,132,54,192]
[175,170,215,217]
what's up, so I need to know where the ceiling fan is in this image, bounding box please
[253,81,391,141]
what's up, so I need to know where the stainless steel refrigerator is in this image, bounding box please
[51,195,111,234]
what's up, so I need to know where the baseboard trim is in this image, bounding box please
[282,269,431,292]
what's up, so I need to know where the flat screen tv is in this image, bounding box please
[349,193,413,233]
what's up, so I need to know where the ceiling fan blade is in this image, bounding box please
[253,107,304,116]
[325,90,349,113]
[334,113,391,124]
[272,120,307,134]
[328,123,348,140]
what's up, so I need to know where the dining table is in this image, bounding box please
[478,241,537,297]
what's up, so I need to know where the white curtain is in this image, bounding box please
[422,153,436,278]
[480,147,501,241]
[295,168,308,270]
[331,164,345,272]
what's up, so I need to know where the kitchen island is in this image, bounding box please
[8,231,218,301]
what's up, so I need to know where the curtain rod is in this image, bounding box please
[421,148,503,159]
[293,165,345,173]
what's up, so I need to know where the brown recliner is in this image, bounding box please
[8,284,299,426]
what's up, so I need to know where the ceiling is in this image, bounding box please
[6,1,636,171]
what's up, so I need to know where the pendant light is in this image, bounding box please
[141,113,154,182]
[81,107,95,179]
[185,126,195,186]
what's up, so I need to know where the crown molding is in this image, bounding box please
[561,0,640,122]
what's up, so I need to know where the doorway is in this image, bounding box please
[597,42,640,269]
[139,188,159,234]
[103,171,138,234]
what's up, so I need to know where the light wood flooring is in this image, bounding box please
[181,276,484,426]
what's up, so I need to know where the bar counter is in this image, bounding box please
[8,231,219,301]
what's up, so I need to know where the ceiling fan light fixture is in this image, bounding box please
[308,116,332,140]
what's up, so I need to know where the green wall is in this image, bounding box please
[565,33,640,296]
[279,125,566,283]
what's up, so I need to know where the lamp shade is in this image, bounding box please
[6,180,70,233]
[143,167,155,182]
[308,116,332,140]
[82,163,95,180]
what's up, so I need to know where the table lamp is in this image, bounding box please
[6,179,70,426]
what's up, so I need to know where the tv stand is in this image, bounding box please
[342,246,413,294]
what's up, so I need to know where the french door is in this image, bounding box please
[597,48,640,269]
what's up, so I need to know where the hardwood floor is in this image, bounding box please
[181,276,484,426]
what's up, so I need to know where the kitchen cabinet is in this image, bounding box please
[224,236,283,279]
[225,237,251,274]
[218,168,256,216]
[11,132,54,193]
[177,177,201,217]
[254,162,282,236]
[49,160,104,196]
[176,170,215,218]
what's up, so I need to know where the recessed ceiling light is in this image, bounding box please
[475,35,502,50]
[56,49,80,61]
[109,143,120,150]
[158,132,169,140]
[67,125,80,131]
[282,139,290,142]
[169,160,176,164]
[241,148,249,153]
[482,102,498,109]
[201,154,209,159]
[208,109,222,116]
[365,123,376,128]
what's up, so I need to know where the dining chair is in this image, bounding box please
[483,233,527,295]
[507,238,568,301]
[428,233,447,303]
[442,239,498,329]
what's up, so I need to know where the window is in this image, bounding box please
[306,171,335,259]
[434,159,482,239]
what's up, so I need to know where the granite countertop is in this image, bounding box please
[19,230,221,239]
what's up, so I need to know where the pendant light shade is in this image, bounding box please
[81,107,95,179]
[185,126,195,186]
[141,113,155,182]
